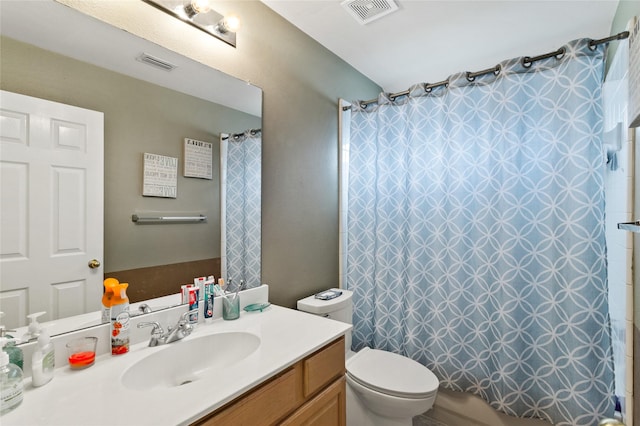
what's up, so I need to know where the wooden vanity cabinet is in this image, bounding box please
[192,336,346,426]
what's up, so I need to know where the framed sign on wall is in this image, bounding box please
[183,138,213,180]
[142,153,178,198]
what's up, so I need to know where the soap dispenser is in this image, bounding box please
[22,312,46,343]
[0,337,23,415]
[0,313,23,371]
[31,328,54,387]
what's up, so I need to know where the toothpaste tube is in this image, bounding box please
[181,284,194,304]
[188,286,199,324]
[204,275,215,321]
[194,276,206,301]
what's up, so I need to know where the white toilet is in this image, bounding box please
[297,289,439,426]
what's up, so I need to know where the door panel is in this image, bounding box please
[0,90,103,328]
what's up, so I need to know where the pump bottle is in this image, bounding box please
[0,314,22,371]
[22,312,46,342]
[0,337,23,415]
[31,329,54,387]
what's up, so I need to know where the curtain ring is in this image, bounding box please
[555,47,566,60]
[588,40,598,51]
[466,72,475,82]
[522,57,533,68]
[494,64,501,75]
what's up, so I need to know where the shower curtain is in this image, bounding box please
[221,130,261,288]
[345,39,614,425]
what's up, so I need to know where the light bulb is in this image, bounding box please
[184,0,211,18]
[218,14,240,33]
[190,0,211,14]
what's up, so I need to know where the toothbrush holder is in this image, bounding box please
[222,294,240,320]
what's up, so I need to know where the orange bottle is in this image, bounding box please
[110,283,130,356]
[101,278,119,323]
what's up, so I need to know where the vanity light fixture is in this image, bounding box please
[142,0,239,48]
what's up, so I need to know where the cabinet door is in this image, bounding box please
[195,364,303,426]
[280,376,346,426]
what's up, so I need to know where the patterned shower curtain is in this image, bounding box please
[345,39,614,425]
[221,130,261,287]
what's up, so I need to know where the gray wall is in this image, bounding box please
[0,36,261,273]
[222,3,382,307]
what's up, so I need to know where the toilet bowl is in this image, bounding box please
[297,289,439,426]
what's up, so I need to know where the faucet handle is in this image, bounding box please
[181,321,193,336]
[138,303,152,314]
[137,321,164,336]
[138,322,165,347]
[176,312,194,337]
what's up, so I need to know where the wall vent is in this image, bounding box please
[341,0,399,25]
[136,53,177,71]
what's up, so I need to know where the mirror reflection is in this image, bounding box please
[0,1,262,337]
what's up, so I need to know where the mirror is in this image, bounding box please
[0,1,262,337]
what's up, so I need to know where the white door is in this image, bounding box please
[0,90,104,329]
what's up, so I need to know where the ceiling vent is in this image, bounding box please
[341,0,399,25]
[136,53,177,72]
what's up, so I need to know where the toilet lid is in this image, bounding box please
[346,347,439,399]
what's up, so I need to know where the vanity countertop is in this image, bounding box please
[2,305,351,426]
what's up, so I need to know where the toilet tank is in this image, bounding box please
[297,289,353,352]
[297,288,353,324]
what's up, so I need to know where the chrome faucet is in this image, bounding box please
[137,312,193,347]
[165,312,194,343]
[138,303,152,314]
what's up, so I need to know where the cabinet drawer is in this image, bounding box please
[303,336,345,398]
[196,363,303,426]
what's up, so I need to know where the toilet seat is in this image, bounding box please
[346,347,438,399]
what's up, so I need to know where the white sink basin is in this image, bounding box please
[121,331,260,390]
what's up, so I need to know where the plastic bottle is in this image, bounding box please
[0,337,23,415]
[101,278,119,323]
[1,338,22,372]
[31,329,54,387]
[110,283,130,356]
[0,314,23,371]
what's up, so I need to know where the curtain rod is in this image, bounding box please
[343,31,629,111]
[221,128,261,141]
